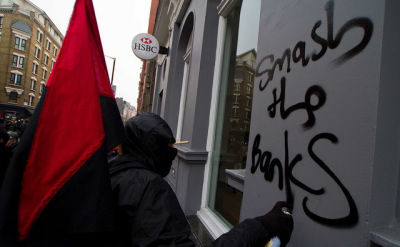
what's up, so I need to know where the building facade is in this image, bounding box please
[116,97,137,124]
[0,0,63,120]
[147,0,400,246]
[137,0,159,113]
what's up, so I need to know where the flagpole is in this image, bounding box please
[105,55,116,85]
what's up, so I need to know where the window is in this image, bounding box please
[30,78,36,91]
[10,72,22,86]
[12,55,18,66]
[28,94,34,106]
[44,53,49,65]
[246,96,252,107]
[12,54,24,68]
[14,37,19,49]
[40,82,45,94]
[42,68,47,80]
[203,0,261,230]
[53,46,58,56]
[0,16,3,29]
[244,122,249,131]
[247,85,252,94]
[46,39,51,50]
[18,56,24,68]
[32,62,39,74]
[245,109,251,120]
[248,72,254,82]
[34,46,41,59]
[14,36,27,50]
[232,107,238,117]
[37,29,43,43]
[235,81,241,91]
[21,39,26,51]
[233,94,240,104]
[9,91,18,103]
[51,59,55,69]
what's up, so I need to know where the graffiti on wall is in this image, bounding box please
[250,0,373,227]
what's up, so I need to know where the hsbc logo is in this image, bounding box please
[132,33,160,60]
[140,37,152,44]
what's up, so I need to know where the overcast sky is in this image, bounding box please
[29,0,152,108]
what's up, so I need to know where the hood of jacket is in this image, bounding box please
[118,113,177,177]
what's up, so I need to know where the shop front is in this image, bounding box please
[152,0,400,246]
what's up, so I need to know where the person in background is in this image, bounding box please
[6,131,19,152]
[109,113,293,247]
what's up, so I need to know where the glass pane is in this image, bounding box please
[209,0,261,227]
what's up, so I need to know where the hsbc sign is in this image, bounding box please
[132,33,160,60]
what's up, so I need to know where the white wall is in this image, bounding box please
[241,0,390,246]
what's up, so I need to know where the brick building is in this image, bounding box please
[0,0,63,120]
[136,0,159,113]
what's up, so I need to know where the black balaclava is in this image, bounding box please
[122,113,177,177]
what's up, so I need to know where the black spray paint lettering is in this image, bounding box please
[251,132,359,227]
[312,0,373,64]
[256,0,373,91]
[267,77,326,129]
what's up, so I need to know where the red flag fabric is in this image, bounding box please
[0,0,124,243]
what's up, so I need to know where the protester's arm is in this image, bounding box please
[209,217,269,247]
[130,177,195,247]
[209,201,294,247]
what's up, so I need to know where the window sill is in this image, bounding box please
[197,207,230,239]
[370,224,400,247]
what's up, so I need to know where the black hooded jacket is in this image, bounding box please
[109,113,193,247]
[109,113,270,247]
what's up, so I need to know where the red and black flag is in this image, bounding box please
[0,0,125,245]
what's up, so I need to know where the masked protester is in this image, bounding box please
[109,113,293,247]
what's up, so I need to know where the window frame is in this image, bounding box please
[14,36,27,51]
[40,81,45,94]
[46,38,51,51]
[198,0,246,239]
[233,94,240,104]
[53,45,58,56]
[248,72,254,82]
[32,61,39,74]
[42,68,47,80]
[12,53,25,68]
[246,84,252,94]
[51,59,56,69]
[44,52,49,65]
[234,79,242,91]
[34,45,41,59]
[14,36,20,49]
[28,93,35,106]
[9,71,23,86]
[246,96,251,107]
[37,29,43,43]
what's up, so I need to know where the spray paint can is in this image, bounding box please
[265,207,292,247]
[266,236,281,247]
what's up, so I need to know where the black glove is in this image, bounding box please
[261,201,294,246]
